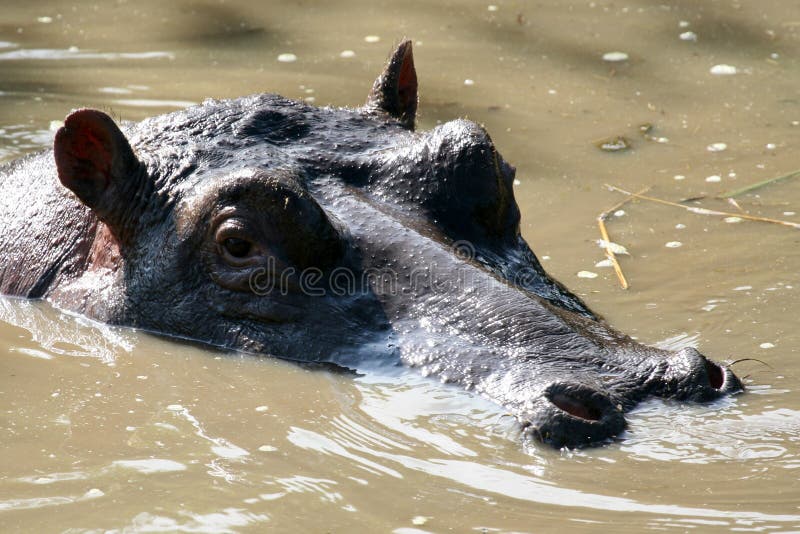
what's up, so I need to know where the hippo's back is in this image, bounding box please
[0,151,98,298]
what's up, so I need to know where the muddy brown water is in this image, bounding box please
[1,1,799,532]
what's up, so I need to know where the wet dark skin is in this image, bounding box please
[0,42,742,448]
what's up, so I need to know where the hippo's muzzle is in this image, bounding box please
[655,347,743,402]
[514,347,742,448]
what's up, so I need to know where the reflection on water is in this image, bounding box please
[0,298,133,364]
[0,47,174,61]
[623,397,800,464]
[112,98,196,108]
[1,300,799,531]
[2,0,800,531]
[0,124,55,162]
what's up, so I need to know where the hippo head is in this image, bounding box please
[51,41,742,448]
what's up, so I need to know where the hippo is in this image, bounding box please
[0,41,742,448]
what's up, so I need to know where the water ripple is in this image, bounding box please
[0,48,173,61]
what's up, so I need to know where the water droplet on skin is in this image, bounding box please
[277,53,297,63]
[679,31,697,41]
[707,142,727,152]
[665,241,683,248]
[577,271,598,279]
[487,4,498,11]
[705,175,722,183]
[725,216,743,223]
[674,174,686,180]
[614,210,625,217]
[760,342,775,349]
[766,143,776,150]
[364,35,380,43]
[339,50,355,58]
[464,79,475,86]
[675,223,686,229]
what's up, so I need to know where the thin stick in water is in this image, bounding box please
[597,187,649,290]
[719,169,800,199]
[605,185,800,229]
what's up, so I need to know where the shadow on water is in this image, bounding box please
[155,1,289,47]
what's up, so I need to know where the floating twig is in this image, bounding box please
[719,169,800,198]
[605,184,800,229]
[597,187,650,290]
[725,197,745,213]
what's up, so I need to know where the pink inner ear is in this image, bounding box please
[54,109,115,195]
[397,47,418,111]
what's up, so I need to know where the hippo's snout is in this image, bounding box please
[516,347,743,448]
[659,347,743,401]
[524,383,626,448]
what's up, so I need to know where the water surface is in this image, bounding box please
[1,1,799,531]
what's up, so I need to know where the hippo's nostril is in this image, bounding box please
[529,384,627,447]
[662,347,743,400]
[548,391,603,421]
[704,358,725,390]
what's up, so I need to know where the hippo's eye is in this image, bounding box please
[222,237,252,258]
[214,220,260,266]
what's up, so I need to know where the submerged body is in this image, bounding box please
[0,42,741,447]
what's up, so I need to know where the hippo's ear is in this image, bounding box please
[54,109,146,243]
[365,40,418,130]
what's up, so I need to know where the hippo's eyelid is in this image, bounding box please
[214,220,250,243]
